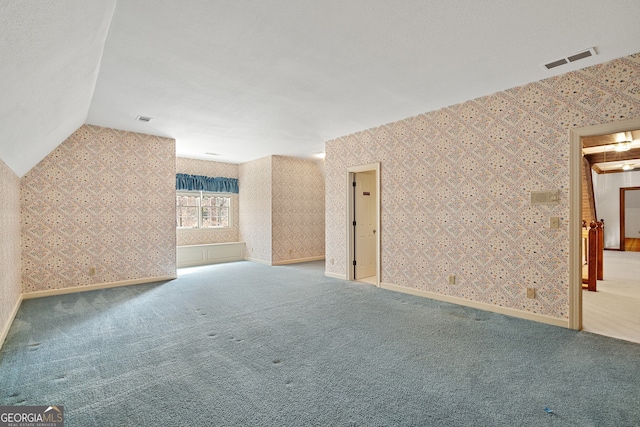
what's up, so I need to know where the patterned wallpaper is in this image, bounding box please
[0,160,21,336]
[21,125,176,293]
[272,156,325,263]
[239,156,272,263]
[176,157,239,179]
[176,157,239,245]
[325,53,640,320]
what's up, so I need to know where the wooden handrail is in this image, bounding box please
[587,221,598,292]
[596,220,604,281]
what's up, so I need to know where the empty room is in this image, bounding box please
[2,1,640,426]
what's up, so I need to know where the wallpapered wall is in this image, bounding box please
[272,156,325,263]
[239,156,272,264]
[21,125,176,293]
[238,155,325,264]
[176,157,239,245]
[0,160,21,337]
[325,53,640,320]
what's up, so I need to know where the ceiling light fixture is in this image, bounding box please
[615,141,631,152]
[615,132,633,152]
[622,163,634,171]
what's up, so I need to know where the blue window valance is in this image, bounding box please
[176,173,239,194]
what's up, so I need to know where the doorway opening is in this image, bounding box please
[620,187,640,251]
[570,117,640,343]
[347,163,380,286]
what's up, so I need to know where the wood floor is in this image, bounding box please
[625,238,640,252]
[582,250,640,344]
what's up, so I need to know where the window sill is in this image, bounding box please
[177,227,231,231]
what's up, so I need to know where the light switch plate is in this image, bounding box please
[531,190,559,205]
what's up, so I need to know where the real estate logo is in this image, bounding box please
[0,406,64,427]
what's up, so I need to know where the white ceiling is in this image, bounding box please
[3,0,640,176]
[0,0,116,176]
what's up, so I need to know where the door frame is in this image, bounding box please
[346,162,381,286]
[569,117,640,330]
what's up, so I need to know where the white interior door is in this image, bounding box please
[354,171,376,279]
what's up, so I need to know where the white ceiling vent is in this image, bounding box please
[135,115,153,122]
[543,47,597,70]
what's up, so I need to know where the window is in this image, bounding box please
[176,192,231,228]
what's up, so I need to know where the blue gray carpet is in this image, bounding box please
[1,261,639,426]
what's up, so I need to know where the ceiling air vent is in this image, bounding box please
[543,47,597,70]
[135,115,153,122]
[545,58,568,69]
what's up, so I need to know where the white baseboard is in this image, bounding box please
[22,275,177,300]
[272,256,325,266]
[381,282,569,328]
[325,272,347,280]
[0,294,23,351]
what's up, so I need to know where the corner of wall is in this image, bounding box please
[0,159,22,349]
[239,156,273,264]
[271,156,326,264]
[20,124,177,294]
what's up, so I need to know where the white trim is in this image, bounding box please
[176,191,233,229]
[325,272,347,280]
[177,242,245,267]
[178,242,244,247]
[568,117,640,330]
[569,127,583,330]
[177,226,232,232]
[346,162,381,287]
[22,275,177,300]
[272,256,325,266]
[381,282,569,328]
[0,294,23,351]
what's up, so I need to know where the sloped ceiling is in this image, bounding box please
[3,0,640,176]
[0,0,116,177]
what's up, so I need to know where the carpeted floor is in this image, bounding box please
[1,260,639,426]
[582,250,640,344]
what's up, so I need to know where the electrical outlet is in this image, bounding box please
[448,274,456,285]
[89,266,96,276]
[526,288,535,299]
[550,217,560,229]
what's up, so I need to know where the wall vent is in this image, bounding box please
[543,47,597,70]
[135,115,153,122]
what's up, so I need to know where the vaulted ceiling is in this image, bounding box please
[3,0,640,177]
